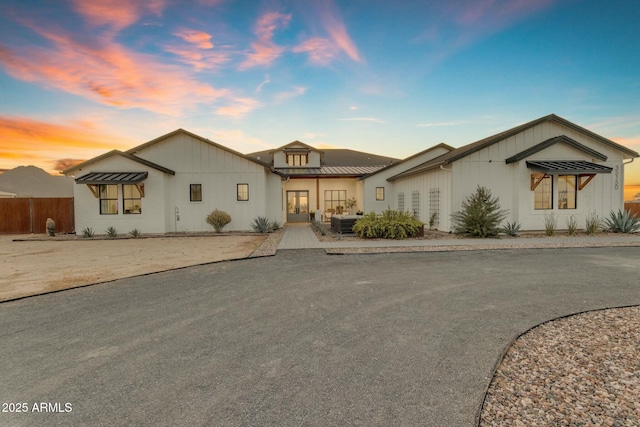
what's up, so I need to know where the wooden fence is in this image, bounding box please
[624,202,640,218]
[0,198,74,234]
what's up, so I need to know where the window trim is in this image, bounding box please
[99,184,118,215]
[558,175,577,210]
[190,184,202,202]
[286,153,308,167]
[123,184,142,214]
[532,174,553,210]
[237,183,249,201]
[376,187,385,201]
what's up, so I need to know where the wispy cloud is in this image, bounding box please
[215,97,261,118]
[273,86,307,104]
[256,74,271,92]
[312,0,362,63]
[0,17,258,116]
[239,12,291,70]
[0,116,135,173]
[338,117,386,123]
[175,29,214,49]
[71,0,166,32]
[292,37,338,66]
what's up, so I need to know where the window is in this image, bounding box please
[237,183,249,201]
[324,190,346,212]
[411,191,420,217]
[190,184,202,202]
[558,175,576,209]
[286,153,308,166]
[99,185,118,215]
[123,185,142,214]
[398,192,405,212]
[533,174,552,210]
[376,187,385,201]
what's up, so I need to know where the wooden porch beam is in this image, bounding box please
[578,174,596,190]
[530,173,548,191]
[135,183,145,197]
[86,184,99,198]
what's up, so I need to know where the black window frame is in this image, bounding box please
[237,183,249,201]
[123,184,142,214]
[558,175,577,210]
[376,187,385,201]
[99,184,118,215]
[533,174,553,210]
[190,184,202,202]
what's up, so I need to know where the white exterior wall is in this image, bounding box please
[71,156,168,235]
[391,168,452,230]
[362,145,451,214]
[131,133,276,232]
[451,121,626,231]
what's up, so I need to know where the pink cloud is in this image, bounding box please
[71,0,166,31]
[0,21,235,116]
[292,37,338,66]
[239,12,291,70]
[175,30,214,49]
[273,86,307,104]
[215,97,261,118]
[312,0,362,63]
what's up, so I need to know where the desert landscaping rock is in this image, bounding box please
[480,306,640,426]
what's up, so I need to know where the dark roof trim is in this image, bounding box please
[361,143,454,180]
[126,128,275,169]
[506,135,608,164]
[63,150,175,175]
[269,140,323,155]
[277,165,384,178]
[525,160,613,175]
[75,171,149,184]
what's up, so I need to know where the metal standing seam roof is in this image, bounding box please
[276,166,386,176]
[525,161,613,175]
[75,172,149,184]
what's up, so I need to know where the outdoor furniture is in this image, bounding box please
[324,209,335,222]
[331,214,359,234]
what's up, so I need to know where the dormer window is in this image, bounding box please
[286,153,308,166]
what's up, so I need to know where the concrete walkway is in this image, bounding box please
[278,223,640,250]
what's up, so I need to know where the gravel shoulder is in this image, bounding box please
[0,233,272,302]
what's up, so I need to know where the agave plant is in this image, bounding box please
[501,221,522,237]
[106,226,118,238]
[602,209,640,233]
[250,216,273,233]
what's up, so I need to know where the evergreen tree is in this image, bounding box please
[450,186,508,237]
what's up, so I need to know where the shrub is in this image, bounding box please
[585,211,601,235]
[251,216,273,233]
[544,212,557,236]
[450,186,508,238]
[206,209,232,232]
[502,221,522,237]
[602,209,640,233]
[566,215,578,236]
[352,208,423,239]
[311,220,326,236]
[428,212,438,230]
[81,227,94,238]
[129,228,141,238]
[106,226,118,238]
[270,221,281,232]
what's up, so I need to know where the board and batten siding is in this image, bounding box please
[71,155,168,235]
[130,132,277,232]
[391,168,451,231]
[451,121,626,231]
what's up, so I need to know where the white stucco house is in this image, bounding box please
[64,114,638,234]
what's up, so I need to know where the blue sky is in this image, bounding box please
[1,0,639,193]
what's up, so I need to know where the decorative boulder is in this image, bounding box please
[46,218,55,236]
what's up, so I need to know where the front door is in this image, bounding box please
[287,191,309,222]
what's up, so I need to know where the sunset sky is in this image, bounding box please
[1,0,639,196]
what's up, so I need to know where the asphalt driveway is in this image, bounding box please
[1,248,639,426]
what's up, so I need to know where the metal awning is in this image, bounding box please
[75,172,149,184]
[525,161,612,175]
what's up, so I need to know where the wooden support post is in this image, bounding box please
[578,174,595,190]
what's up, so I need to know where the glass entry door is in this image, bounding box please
[287,191,309,222]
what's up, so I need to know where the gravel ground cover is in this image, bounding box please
[480,306,640,426]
